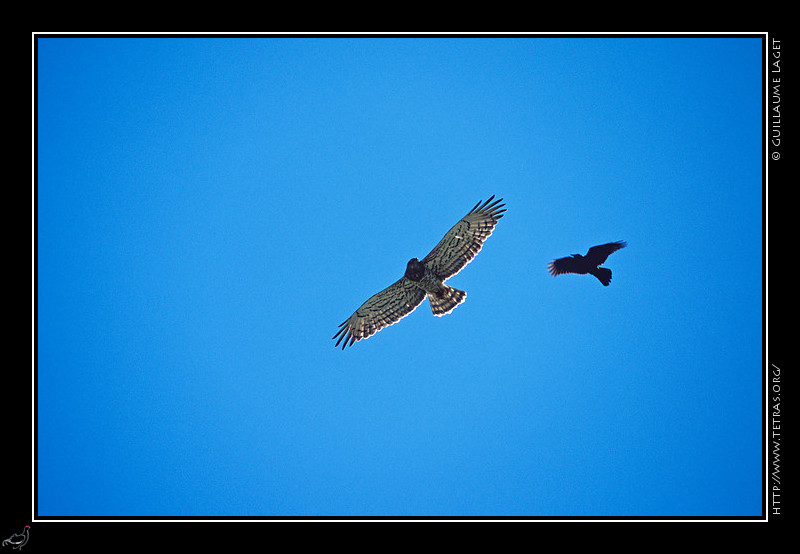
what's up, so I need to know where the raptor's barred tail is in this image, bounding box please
[590,267,612,286]
[428,285,466,316]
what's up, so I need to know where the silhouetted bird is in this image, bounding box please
[548,241,627,286]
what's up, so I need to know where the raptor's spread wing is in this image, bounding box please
[332,277,426,349]
[421,196,506,280]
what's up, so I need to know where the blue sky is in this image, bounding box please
[36,36,763,518]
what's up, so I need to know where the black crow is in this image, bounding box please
[548,241,627,286]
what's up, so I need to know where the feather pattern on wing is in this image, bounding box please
[332,277,427,349]
[422,195,506,280]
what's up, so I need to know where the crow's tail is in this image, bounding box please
[590,267,612,286]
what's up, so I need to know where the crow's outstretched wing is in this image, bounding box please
[585,241,627,266]
[547,255,586,276]
[332,278,427,349]
[422,196,506,281]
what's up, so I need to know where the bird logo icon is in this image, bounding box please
[2,526,30,550]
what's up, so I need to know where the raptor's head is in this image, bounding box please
[404,258,425,282]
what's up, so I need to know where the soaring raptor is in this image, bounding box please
[547,241,627,286]
[333,196,506,349]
